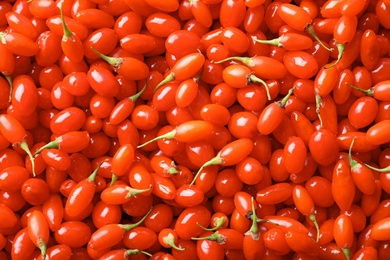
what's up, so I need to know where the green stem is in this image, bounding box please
[248,74,271,100]
[212,56,252,65]
[278,86,296,108]
[119,207,153,232]
[163,233,184,251]
[19,141,35,177]
[86,163,102,183]
[168,165,179,175]
[348,137,361,172]
[125,249,152,257]
[315,94,323,128]
[0,32,5,44]
[252,35,283,47]
[38,238,47,260]
[60,3,73,40]
[346,83,373,96]
[190,155,223,187]
[245,197,260,240]
[110,173,118,186]
[90,46,123,69]
[125,185,152,199]
[306,24,333,52]
[309,214,320,243]
[191,232,225,244]
[364,163,390,173]
[137,129,176,148]
[34,139,60,155]
[324,43,345,69]
[154,73,175,92]
[196,217,227,231]
[129,83,147,102]
[342,248,351,260]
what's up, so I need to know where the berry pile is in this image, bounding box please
[0,0,390,259]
